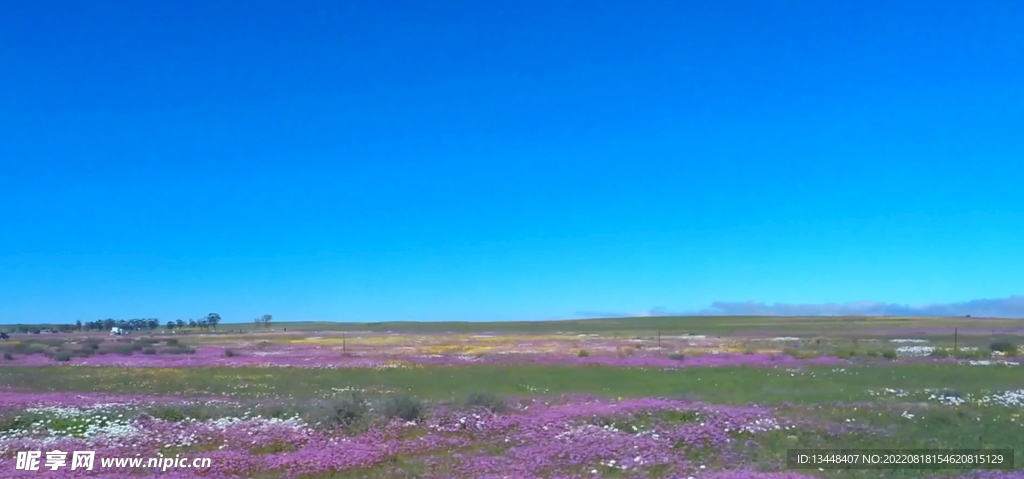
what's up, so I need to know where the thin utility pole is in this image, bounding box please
[954,328,958,352]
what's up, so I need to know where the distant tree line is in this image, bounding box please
[7,318,161,333]
[164,313,221,331]
[5,314,223,333]
[83,318,162,331]
[253,314,272,329]
[8,323,78,334]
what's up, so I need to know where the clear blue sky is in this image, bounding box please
[2,1,1023,323]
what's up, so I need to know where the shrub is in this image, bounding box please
[954,349,989,359]
[305,397,374,429]
[383,395,424,422]
[742,348,756,355]
[146,404,231,422]
[930,348,951,358]
[253,403,293,420]
[5,342,40,355]
[315,395,370,428]
[224,349,237,357]
[151,406,188,422]
[465,393,506,413]
[881,349,898,360]
[667,353,685,361]
[71,348,94,358]
[3,353,12,360]
[109,344,135,356]
[990,341,1014,352]
[834,349,859,359]
[577,349,590,357]
[782,349,820,359]
[80,339,102,350]
[249,441,296,455]
[165,339,180,346]
[142,348,157,355]
[866,351,880,357]
[991,341,1018,356]
[163,346,196,355]
[53,352,72,362]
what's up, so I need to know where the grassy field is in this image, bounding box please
[0,364,1021,403]
[10,315,1022,336]
[1,317,1022,479]
[220,315,1024,335]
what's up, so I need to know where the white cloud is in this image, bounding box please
[577,296,1024,318]
[697,296,1024,317]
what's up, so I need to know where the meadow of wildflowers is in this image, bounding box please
[0,327,1021,478]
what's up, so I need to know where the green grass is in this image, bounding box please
[738,403,1023,479]
[1,364,1020,404]
[239,399,1024,479]
[1,363,1021,479]
[200,315,1024,335]
[10,315,1023,336]
[3,313,1021,479]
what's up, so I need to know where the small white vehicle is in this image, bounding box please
[110,327,129,336]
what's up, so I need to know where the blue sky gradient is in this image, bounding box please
[2,1,1023,323]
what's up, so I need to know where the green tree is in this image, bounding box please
[206,313,221,330]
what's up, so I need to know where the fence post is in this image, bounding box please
[954,328,958,352]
